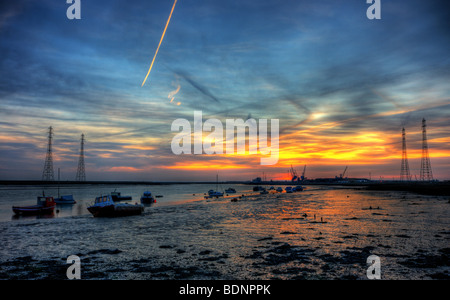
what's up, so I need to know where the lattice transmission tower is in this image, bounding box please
[75,133,86,181]
[400,127,411,181]
[420,118,433,181]
[42,126,55,181]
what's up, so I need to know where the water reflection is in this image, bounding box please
[11,212,55,221]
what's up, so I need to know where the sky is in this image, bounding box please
[0,0,449,181]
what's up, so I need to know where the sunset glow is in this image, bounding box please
[0,0,449,181]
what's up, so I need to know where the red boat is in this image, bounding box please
[12,196,56,216]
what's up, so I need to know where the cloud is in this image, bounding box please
[0,0,449,180]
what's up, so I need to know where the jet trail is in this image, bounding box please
[141,0,178,87]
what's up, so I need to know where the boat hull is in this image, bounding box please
[55,195,76,204]
[55,200,76,204]
[140,197,155,204]
[12,205,55,216]
[87,204,144,218]
[111,196,132,202]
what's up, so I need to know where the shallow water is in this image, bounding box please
[0,184,449,280]
[0,183,253,222]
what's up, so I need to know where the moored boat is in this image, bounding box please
[293,186,304,192]
[140,191,156,204]
[111,190,132,202]
[206,174,224,198]
[207,190,224,197]
[253,186,265,192]
[54,168,76,204]
[12,196,56,216]
[54,195,76,204]
[87,195,144,218]
[225,188,236,194]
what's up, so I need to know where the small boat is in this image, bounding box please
[260,188,268,195]
[87,195,144,218]
[54,195,76,204]
[12,196,56,216]
[294,186,304,192]
[140,191,156,204]
[206,174,224,197]
[225,188,236,194]
[208,190,224,197]
[111,190,132,202]
[276,187,283,193]
[54,168,76,204]
[285,187,293,193]
[253,186,265,192]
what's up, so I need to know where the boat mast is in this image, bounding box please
[57,168,60,198]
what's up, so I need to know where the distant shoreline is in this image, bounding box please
[0,180,449,196]
[0,180,248,186]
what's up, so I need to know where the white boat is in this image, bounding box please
[87,195,144,218]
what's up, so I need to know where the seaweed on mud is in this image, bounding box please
[245,243,315,267]
[198,253,229,262]
[399,248,450,269]
[0,257,68,280]
[87,248,122,255]
[316,246,376,266]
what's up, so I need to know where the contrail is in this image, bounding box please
[141,0,178,87]
[175,70,220,103]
